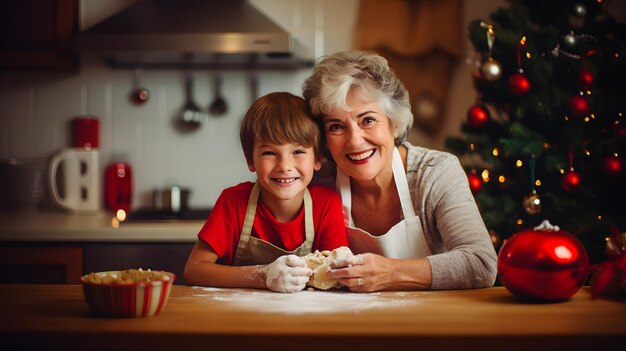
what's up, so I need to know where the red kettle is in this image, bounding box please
[105,162,132,212]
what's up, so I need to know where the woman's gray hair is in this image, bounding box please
[302,51,413,145]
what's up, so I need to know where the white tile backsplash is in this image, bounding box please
[0,53,317,211]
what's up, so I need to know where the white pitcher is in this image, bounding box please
[48,148,101,212]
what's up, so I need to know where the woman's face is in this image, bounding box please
[322,89,396,183]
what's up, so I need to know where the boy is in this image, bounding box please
[184,92,348,293]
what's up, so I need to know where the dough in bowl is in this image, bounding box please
[304,246,353,290]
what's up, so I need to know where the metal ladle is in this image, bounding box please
[209,72,227,116]
[175,73,205,133]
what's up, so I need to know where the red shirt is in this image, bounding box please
[198,182,348,265]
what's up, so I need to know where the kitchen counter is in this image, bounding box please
[0,210,203,243]
[0,284,624,351]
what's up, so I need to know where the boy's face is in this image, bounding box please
[248,141,321,203]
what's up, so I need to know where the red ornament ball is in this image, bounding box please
[578,69,594,90]
[603,154,624,176]
[467,104,490,128]
[498,225,590,300]
[567,95,591,117]
[561,170,581,191]
[508,72,531,96]
[467,172,483,193]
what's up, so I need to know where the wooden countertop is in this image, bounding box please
[1,284,624,351]
[0,211,202,243]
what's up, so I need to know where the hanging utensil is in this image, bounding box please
[130,66,149,105]
[248,70,259,103]
[174,72,205,133]
[208,71,227,116]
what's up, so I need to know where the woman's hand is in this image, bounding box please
[326,253,396,292]
[264,255,312,293]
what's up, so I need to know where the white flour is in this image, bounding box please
[189,286,417,314]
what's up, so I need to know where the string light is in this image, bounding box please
[559,168,565,174]
[516,160,523,167]
[492,147,500,156]
[543,142,550,149]
[498,175,506,183]
[585,149,591,155]
[481,169,490,182]
[470,143,475,151]
[535,179,542,186]
[564,116,570,121]
[517,219,524,225]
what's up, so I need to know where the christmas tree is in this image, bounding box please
[446,0,626,265]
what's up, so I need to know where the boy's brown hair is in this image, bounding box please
[240,92,320,165]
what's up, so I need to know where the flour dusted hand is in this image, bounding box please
[265,255,312,293]
[304,246,353,290]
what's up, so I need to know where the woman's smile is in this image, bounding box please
[346,149,376,162]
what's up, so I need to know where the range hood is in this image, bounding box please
[75,0,312,70]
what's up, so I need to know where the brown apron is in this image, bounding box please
[232,182,314,266]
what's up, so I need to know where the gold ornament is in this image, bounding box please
[481,58,503,81]
[563,31,577,47]
[606,232,626,259]
[523,191,542,215]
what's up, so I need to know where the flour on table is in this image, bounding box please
[189,286,417,314]
[303,246,353,290]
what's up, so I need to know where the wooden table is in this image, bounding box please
[1,284,624,351]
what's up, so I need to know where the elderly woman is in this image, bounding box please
[302,51,497,292]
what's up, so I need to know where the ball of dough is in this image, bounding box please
[303,246,353,290]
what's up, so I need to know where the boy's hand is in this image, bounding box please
[265,255,312,293]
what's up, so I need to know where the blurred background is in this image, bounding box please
[0,0,511,211]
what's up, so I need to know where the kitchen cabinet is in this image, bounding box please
[0,244,83,284]
[0,0,79,70]
[0,211,200,285]
[0,242,193,285]
[82,242,194,284]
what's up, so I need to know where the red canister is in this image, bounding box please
[73,116,100,149]
[105,162,132,212]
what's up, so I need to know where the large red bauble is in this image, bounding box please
[567,95,591,117]
[467,104,490,128]
[507,72,531,96]
[467,172,483,193]
[498,227,589,300]
[603,154,623,176]
[561,170,581,191]
[578,69,594,90]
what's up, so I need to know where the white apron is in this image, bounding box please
[336,148,431,259]
[233,182,314,266]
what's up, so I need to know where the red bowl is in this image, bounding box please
[81,270,175,318]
